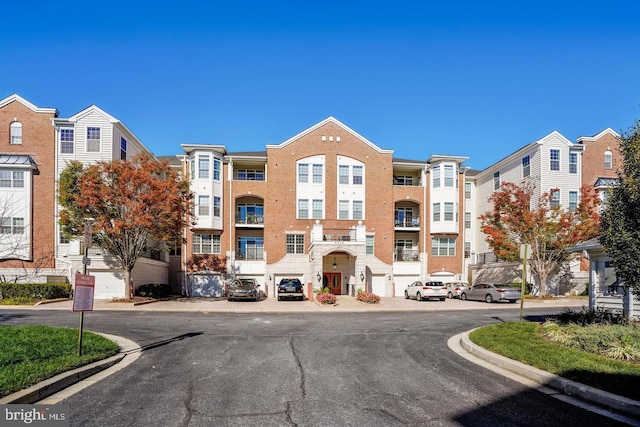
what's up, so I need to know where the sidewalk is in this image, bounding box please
[20,295,589,313]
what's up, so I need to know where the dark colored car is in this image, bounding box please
[278,278,304,301]
[227,278,260,301]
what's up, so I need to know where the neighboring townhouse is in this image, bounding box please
[52,105,171,298]
[180,117,468,297]
[469,128,621,294]
[0,94,59,280]
[577,128,622,205]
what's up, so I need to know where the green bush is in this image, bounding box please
[0,283,72,300]
[135,283,171,298]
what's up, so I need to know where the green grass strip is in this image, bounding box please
[470,322,640,400]
[0,325,119,397]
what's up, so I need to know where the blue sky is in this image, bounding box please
[2,1,639,170]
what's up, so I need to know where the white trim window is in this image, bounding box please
[432,237,456,256]
[0,170,24,188]
[86,127,101,152]
[432,203,441,222]
[298,199,309,219]
[522,155,530,178]
[604,150,613,169]
[550,149,560,171]
[432,165,440,188]
[551,189,560,208]
[214,158,221,180]
[339,165,349,184]
[493,171,500,190]
[193,233,221,254]
[298,164,309,183]
[312,164,323,184]
[10,122,22,144]
[444,165,454,187]
[120,137,127,160]
[569,191,578,212]
[1,217,24,234]
[352,200,363,220]
[198,195,210,216]
[213,196,221,217]
[199,155,210,179]
[60,128,74,153]
[569,152,578,174]
[339,200,349,219]
[352,166,363,185]
[286,234,305,254]
[312,199,323,219]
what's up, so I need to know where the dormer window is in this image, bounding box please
[10,122,22,144]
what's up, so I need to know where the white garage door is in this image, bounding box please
[371,275,387,296]
[89,271,126,299]
[393,276,416,297]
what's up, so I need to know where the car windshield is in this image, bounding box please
[230,279,254,288]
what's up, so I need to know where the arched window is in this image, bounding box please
[10,122,22,144]
[604,150,613,169]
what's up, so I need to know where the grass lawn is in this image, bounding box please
[470,322,640,401]
[0,325,119,398]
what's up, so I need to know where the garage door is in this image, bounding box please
[90,271,126,299]
[371,276,387,296]
[393,276,416,297]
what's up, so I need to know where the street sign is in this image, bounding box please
[83,222,92,249]
[73,273,95,312]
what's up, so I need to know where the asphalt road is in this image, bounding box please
[0,307,632,426]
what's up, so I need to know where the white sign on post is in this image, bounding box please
[73,273,95,312]
[520,244,532,259]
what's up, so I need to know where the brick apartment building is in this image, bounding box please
[0,93,623,299]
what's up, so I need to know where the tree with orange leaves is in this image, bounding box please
[479,181,600,297]
[58,153,193,299]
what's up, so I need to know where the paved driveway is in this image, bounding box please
[0,306,628,426]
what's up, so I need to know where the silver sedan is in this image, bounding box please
[460,283,521,303]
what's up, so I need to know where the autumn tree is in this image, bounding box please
[480,181,600,297]
[599,120,640,297]
[58,153,193,299]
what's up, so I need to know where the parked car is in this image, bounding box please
[404,281,447,301]
[460,283,521,303]
[446,281,470,299]
[227,278,260,301]
[278,278,304,301]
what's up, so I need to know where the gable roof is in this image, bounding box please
[0,94,58,115]
[577,128,620,143]
[476,130,576,178]
[266,116,393,154]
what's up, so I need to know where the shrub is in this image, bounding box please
[356,291,380,304]
[314,286,331,295]
[0,283,72,300]
[136,283,171,298]
[315,292,337,305]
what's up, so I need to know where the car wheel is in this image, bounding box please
[416,292,422,301]
[460,292,467,301]
[447,292,453,299]
[485,294,494,303]
[404,291,409,299]
[439,297,446,301]
[508,299,517,303]
[277,296,282,301]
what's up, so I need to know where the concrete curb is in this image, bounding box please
[0,333,140,405]
[459,329,640,419]
[0,355,124,404]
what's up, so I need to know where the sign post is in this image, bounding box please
[519,244,531,322]
[74,222,94,356]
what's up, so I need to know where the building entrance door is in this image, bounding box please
[323,273,342,295]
